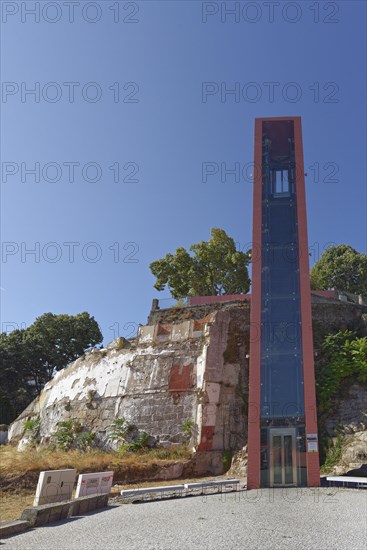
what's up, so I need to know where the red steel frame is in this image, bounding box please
[247,117,320,489]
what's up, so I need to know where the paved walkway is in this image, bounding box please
[2,488,366,549]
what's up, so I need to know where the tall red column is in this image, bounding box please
[247,120,263,489]
[247,117,320,489]
[294,119,320,486]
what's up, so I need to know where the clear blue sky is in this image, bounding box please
[1,0,366,344]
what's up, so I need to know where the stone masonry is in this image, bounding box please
[8,295,367,474]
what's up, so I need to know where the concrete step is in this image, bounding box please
[0,520,29,538]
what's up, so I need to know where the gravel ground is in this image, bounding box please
[1,488,366,550]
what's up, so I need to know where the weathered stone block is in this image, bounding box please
[21,501,72,527]
[69,494,109,516]
[48,502,70,524]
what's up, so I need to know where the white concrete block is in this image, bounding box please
[75,471,114,498]
[33,469,77,506]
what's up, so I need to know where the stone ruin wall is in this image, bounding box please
[8,322,207,450]
[8,305,251,462]
[8,296,367,473]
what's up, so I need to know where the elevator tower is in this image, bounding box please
[247,117,320,488]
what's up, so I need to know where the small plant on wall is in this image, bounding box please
[222,450,233,472]
[23,416,41,445]
[75,430,95,451]
[87,389,97,402]
[51,419,94,451]
[181,419,194,439]
[120,431,150,454]
[109,418,133,445]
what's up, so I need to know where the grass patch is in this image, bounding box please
[0,490,35,522]
[0,445,191,490]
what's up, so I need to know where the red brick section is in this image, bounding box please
[294,118,320,486]
[168,364,194,392]
[246,118,263,490]
[197,426,215,451]
[157,324,172,335]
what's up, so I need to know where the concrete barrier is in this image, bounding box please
[326,476,367,488]
[69,494,109,516]
[21,494,109,527]
[184,479,240,492]
[120,480,241,502]
[121,484,185,498]
[0,520,29,538]
[21,501,72,527]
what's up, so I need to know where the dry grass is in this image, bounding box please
[0,491,34,522]
[0,445,203,521]
[0,445,190,479]
[1,447,113,478]
[0,445,192,517]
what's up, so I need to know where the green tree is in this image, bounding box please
[150,228,251,300]
[310,244,367,296]
[0,331,30,424]
[0,312,102,424]
[26,312,103,386]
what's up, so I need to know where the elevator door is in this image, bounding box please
[270,428,297,487]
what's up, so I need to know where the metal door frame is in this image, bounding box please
[269,427,297,487]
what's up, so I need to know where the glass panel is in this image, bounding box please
[268,297,300,323]
[268,203,295,243]
[275,170,289,193]
[284,435,294,484]
[269,268,296,297]
[273,435,282,484]
[260,428,269,487]
[264,246,299,270]
[261,355,304,418]
[275,171,282,193]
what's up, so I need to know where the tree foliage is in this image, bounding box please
[310,244,367,296]
[149,228,251,300]
[0,312,102,424]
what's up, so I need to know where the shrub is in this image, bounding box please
[52,419,92,451]
[316,331,367,411]
[222,450,233,472]
[75,431,95,451]
[109,418,132,444]
[119,431,150,454]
